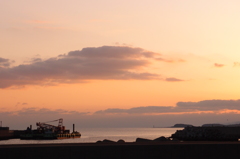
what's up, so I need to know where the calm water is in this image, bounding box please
[0,127,182,145]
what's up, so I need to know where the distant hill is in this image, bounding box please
[172,124,193,128]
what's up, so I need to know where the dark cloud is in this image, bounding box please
[22,57,42,65]
[0,46,164,88]
[67,46,158,59]
[214,63,224,67]
[30,58,42,63]
[0,57,12,68]
[0,58,9,63]
[165,77,184,82]
[95,99,240,114]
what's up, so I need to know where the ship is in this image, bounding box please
[20,118,81,140]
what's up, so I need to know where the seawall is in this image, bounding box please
[172,126,240,141]
[1,142,240,159]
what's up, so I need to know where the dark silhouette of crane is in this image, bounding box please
[36,118,65,133]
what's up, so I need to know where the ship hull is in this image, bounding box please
[20,133,81,140]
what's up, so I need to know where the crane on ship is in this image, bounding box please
[21,118,81,139]
[36,118,65,133]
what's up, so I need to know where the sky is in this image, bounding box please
[1,0,240,129]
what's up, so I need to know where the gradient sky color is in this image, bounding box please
[1,0,240,128]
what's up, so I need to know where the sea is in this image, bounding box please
[0,127,183,145]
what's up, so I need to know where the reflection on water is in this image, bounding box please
[0,127,183,145]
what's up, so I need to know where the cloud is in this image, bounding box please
[176,99,240,111]
[0,58,12,68]
[2,109,240,128]
[67,46,158,59]
[234,62,240,67]
[0,46,167,88]
[2,100,240,128]
[0,108,90,129]
[15,102,28,107]
[95,99,240,115]
[15,107,89,116]
[12,99,240,117]
[30,58,42,63]
[165,77,184,82]
[214,63,225,67]
[155,57,174,63]
[95,106,176,114]
[155,57,185,63]
[10,99,240,118]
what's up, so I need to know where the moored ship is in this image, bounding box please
[20,118,81,140]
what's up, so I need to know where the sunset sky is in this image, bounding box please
[1,0,240,129]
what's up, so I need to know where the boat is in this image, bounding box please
[20,118,81,140]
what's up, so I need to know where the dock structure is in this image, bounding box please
[0,127,14,140]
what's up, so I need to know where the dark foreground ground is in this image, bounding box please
[1,141,240,159]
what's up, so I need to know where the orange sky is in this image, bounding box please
[1,0,240,127]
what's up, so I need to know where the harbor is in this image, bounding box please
[2,124,240,158]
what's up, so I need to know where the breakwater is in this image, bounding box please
[171,126,240,141]
[0,127,25,140]
[1,142,240,159]
[0,127,14,140]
